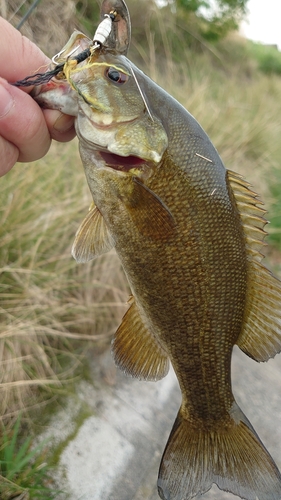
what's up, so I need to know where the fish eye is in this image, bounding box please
[105,67,129,85]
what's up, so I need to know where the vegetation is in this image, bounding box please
[4,0,250,59]
[248,41,281,76]
[176,0,248,41]
[0,414,59,499]
[0,140,128,420]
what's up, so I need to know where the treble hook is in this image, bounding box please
[52,46,80,66]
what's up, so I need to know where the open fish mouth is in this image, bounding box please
[99,151,146,171]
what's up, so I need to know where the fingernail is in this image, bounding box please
[0,81,14,118]
[53,112,74,132]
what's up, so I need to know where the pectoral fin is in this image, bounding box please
[112,296,169,381]
[72,203,114,262]
[126,177,176,241]
[228,170,281,361]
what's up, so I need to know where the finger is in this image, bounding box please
[0,78,51,162]
[42,109,76,142]
[0,136,19,176]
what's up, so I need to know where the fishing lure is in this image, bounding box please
[12,11,117,88]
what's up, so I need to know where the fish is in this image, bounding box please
[32,1,281,498]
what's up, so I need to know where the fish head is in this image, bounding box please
[35,54,168,173]
[67,52,168,167]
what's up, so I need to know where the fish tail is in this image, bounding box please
[157,402,281,500]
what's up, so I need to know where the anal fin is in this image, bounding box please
[72,203,114,263]
[237,261,281,361]
[111,296,169,381]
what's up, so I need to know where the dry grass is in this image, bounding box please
[2,0,81,55]
[149,52,281,205]
[0,140,128,420]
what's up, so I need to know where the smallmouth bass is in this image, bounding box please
[32,1,281,498]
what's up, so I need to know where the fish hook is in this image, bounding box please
[52,46,80,66]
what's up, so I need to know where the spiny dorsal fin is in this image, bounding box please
[227,170,281,361]
[72,203,114,263]
[228,170,267,262]
[112,296,170,381]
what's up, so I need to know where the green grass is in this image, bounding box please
[0,413,60,499]
[248,41,281,76]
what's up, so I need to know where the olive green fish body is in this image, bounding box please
[78,75,247,422]
[34,3,281,498]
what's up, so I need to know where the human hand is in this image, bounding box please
[0,17,76,176]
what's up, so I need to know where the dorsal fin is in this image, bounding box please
[112,296,170,381]
[72,203,114,263]
[227,170,281,361]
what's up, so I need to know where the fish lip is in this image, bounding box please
[83,109,139,130]
[90,116,138,130]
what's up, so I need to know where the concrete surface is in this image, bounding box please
[42,345,281,500]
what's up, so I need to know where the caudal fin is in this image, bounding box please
[158,403,281,500]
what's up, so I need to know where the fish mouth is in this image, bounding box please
[87,113,139,130]
[99,151,146,172]
[78,101,139,130]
